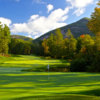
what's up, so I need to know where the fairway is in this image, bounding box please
[0,55,100,100]
[0,55,70,68]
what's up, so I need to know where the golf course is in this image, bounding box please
[0,55,100,100]
[0,0,100,99]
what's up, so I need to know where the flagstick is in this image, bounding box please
[47,64,49,80]
[48,68,49,80]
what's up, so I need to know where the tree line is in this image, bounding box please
[42,28,100,72]
[9,38,34,55]
[0,23,34,55]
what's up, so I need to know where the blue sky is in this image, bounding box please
[0,0,98,39]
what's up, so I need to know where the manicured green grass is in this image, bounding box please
[0,55,70,68]
[0,55,100,100]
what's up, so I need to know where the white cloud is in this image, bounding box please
[29,15,39,21]
[66,0,94,16]
[11,7,70,39]
[66,0,94,8]
[11,23,31,33]
[47,4,54,13]
[73,8,85,16]
[27,35,32,38]
[0,17,12,26]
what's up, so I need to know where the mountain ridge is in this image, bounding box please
[11,35,33,42]
[35,17,93,41]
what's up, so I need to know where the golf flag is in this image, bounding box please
[47,64,49,70]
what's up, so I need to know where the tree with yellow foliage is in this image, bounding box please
[88,0,100,50]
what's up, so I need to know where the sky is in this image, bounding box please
[0,0,98,39]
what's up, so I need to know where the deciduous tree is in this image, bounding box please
[0,23,11,55]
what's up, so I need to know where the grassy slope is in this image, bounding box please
[0,55,69,68]
[0,55,100,100]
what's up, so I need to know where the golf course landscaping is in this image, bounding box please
[0,55,100,100]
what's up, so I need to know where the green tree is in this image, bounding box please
[64,29,77,58]
[43,29,64,58]
[64,38,77,58]
[23,43,31,55]
[47,34,56,57]
[80,34,95,53]
[54,29,64,58]
[42,38,49,56]
[9,38,31,55]
[9,38,18,54]
[71,34,96,72]
[87,1,100,72]
[88,0,100,50]
[0,23,11,55]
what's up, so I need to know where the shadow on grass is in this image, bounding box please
[11,55,22,57]
[76,89,100,96]
[12,95,100,100]
[0,71,100,100]
[0,72,100,89]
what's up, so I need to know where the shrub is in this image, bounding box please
[70,58,88,72]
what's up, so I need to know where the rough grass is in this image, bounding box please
[0,55,100,100]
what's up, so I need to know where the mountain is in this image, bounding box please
[11,35,33,42]
[35,17,93,41]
